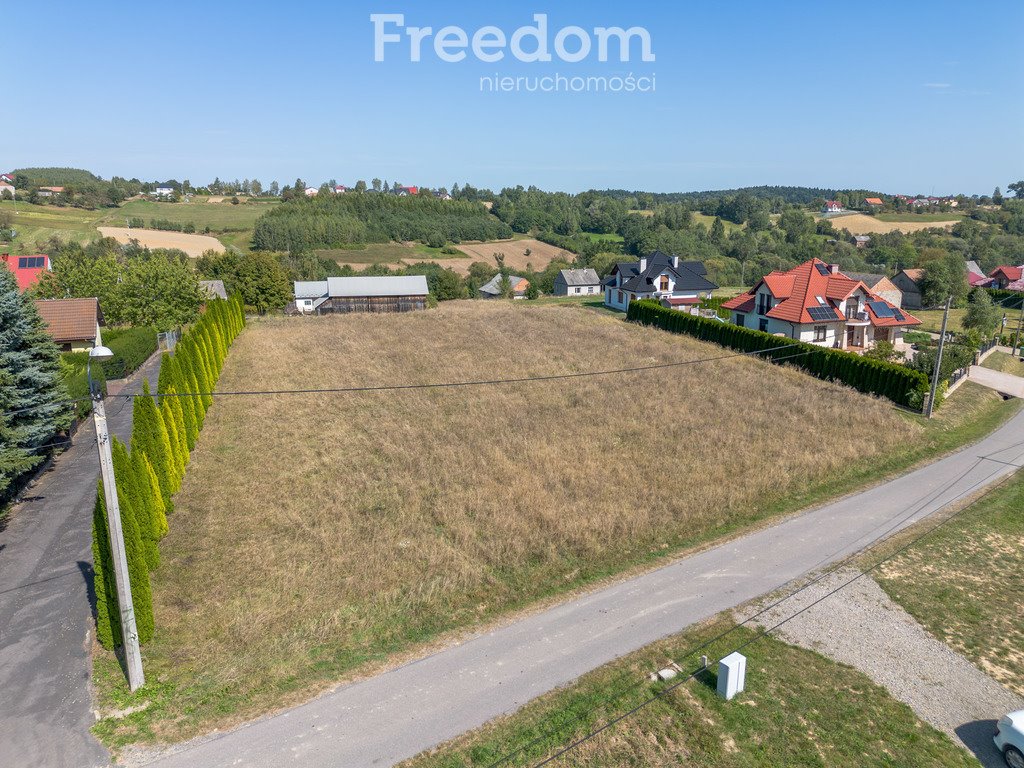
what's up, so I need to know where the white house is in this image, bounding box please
[553,268,600,296]
[153,185,174,197]
[0,182,14,198]
[304,187,318,197]
[721,258,921,350]
[821,200,844,214]
[602,251,717,312]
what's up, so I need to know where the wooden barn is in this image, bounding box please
[291,275,430,314]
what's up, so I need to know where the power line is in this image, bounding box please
[528,454,1024,767]
[485,439,1024,767]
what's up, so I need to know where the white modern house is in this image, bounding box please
[292,275,429,313]
[153,185,174,197]
[722,259,921,350]
[602,251,717,312]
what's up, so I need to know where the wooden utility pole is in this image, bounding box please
[91,383,145,691]
[926,295,952,419]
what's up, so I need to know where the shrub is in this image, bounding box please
[101,327,158,379]
[627,299,929,409]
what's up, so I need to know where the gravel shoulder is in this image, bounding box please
[742,568,1024,767]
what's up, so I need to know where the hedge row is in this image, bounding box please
[984,287,1024,309]
[92,296,246,649]
[102,326,158,379]
[627,299,930,409]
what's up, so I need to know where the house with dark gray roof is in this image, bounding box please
[553,268,600,296]
[602,251,717,312]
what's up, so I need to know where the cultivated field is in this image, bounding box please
[96,226,225,257]
[97,197,276,234]
[821,212,960,235]
[95,302,928,745]
[0,200,99,250]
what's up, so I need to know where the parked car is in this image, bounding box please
[995,710,1024,767]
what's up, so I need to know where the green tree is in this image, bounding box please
[234,252,292,313]
[0,269,71,500]
[526,280,540,299]
[1008,180,1024,199]
[109,440,155,643]
[132,380,175,509]
[91,482,121,648]
[709,216,726,244]
[499,273,513,299]
[962,288,1000,335]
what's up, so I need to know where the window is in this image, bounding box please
[758,293,771,315]
[846,297,859,319]
[617,290,624,304]
[759,319,768,332]
[814,325,827,342]
[575,286,580,294]
[659,275,669,291]
[735,313,745,328]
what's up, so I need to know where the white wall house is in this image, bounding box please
[602,251,717,312]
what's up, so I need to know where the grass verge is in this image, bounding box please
[876,470,1024,697]
[982,350,1024,377]
[400,619,975,767]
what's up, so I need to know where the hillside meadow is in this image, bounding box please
[92,301,960,747]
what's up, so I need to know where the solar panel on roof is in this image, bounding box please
[893,309,905,322]
[807,306,836,321]
[814,263,831,276]
[868,300,894,318]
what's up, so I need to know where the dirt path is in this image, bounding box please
[744,569,1024,767]
[97,227,225,257]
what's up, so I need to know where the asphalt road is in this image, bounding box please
[0,354,161,768]
[141,404,1024,768]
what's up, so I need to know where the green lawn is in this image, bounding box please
[0,200,102,251]
[692,212,744,233]
[403,620,974,768]
[982,350,1024,377]
[913,308,966,334]
[712,286,746,297]
[877,470,1024,697]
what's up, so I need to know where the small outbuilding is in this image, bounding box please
[553,268,601,296]
[34,297,103,351]
[479,274,530,299]
[292,275,429,314]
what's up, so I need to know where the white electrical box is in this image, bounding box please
[717,652,746,700]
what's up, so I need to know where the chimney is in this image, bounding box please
[829,263,840,275]
[639,255,648,271]
[672,255,679,269]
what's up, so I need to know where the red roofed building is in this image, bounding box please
[721,259,921,351]
[2,253,51,292]
[989,265,1024,291]
[821,200,843,214]
[33,298,103,351]
[396,186,419,196]
[864,197,884,207]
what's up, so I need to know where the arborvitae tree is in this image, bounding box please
[132,380,175,510]
[174,363,199,449]
[111,439,155,642]
[91,482,121,649]
[189,336,214,408]
[0,269,71,499]
[133,449,167,540]
[177,343,206,429]
[201,327,221,376]
[167,391,189,464]
[157,352,175,396]
[113,438,158,571]
[160,394,185,489]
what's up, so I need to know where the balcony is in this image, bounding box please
[845,310,869,325]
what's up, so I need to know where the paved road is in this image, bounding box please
[141,405,1024,768]
[0,355,161,768]
[970,364,1024,398]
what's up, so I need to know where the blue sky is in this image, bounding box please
[7,1,1023,194]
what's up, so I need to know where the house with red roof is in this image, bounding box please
[2,253,51,292]
[821,200,844,214]
[864,197,884,208]
[989,265,1024,291]
[395,186,419,197]
[721,259,921,350]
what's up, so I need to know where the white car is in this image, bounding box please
[995,710,1024,768]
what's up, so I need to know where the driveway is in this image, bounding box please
[0,355,161,768]
[138,405,1024,768]
[970,364,1024,398]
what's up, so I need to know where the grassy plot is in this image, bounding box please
[90,305,1020,750]
[982,350,1024,377]
[316,242,462,266]
[97,198,275,235]
[876,470,1024,696]
[401,620,975,768]
[913,308,966,334]
[876,212,966,222]
[0,200,102,250]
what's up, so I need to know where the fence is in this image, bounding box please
[157,329,181,352]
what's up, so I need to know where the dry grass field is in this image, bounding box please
[93,302,931,746]
[452,238,574,273]
[818,212,959,235]
[96,226,225,256]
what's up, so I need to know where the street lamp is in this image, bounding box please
[88,343,145,691]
